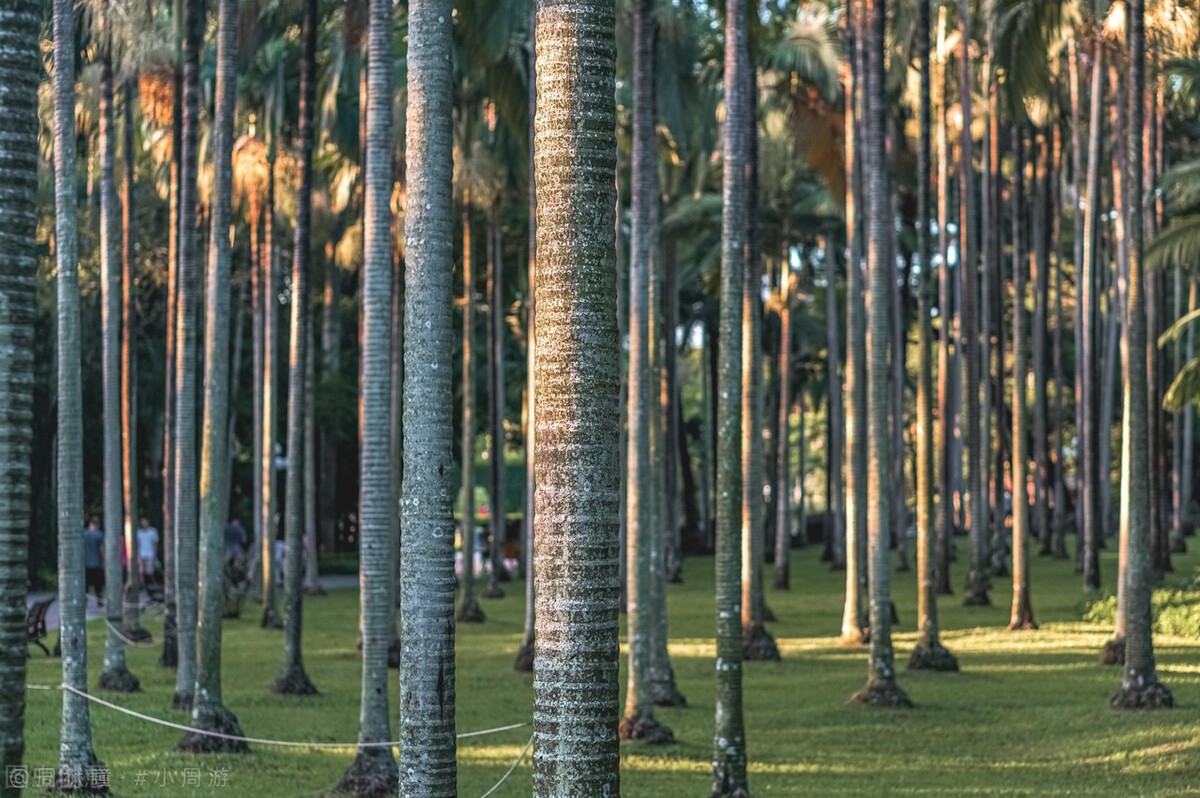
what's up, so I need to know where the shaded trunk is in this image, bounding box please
[457,197,483,624]
[773,260,792,590]
[825,248,845,570]
[486,206,508,597]
[318,238,341,556]
[663,240,682,583]
[934,6,954,596]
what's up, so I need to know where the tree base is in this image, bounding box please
[160,620,178,668]
[907,642,959,672]
[171,691,193,711]
[742,623,781,661]
[387,636,401,669]
[122,624,152,643]
[304,584,328,597]
[762,604,777,623]
[618,709,674,744]
[962,584,991,606]
[513,638,535,672]
[484,581,506,599]
[493,563,512,583]
[1170,536,1187,554]
[895,556,911,573]
[1007,615,1038,631]
[772,572,790,591]
[331,749,398,797]
[272,665,318,695]
[52,754,108,794]
[1098,636,1125,666]
[849,681,913,708]
[648,675,687,707]
[98,667,141,693]
[457,596,486,623]
[1110,680,1173,710]
[838,627,867,647]
[177,703,250,753]
[261,607,284,629]
[666,565,684,584]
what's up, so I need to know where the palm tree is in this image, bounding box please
[850,0,910,708]
[171,0,203,710]
[530,0,621,792]
[840,0,869,646]
[53,0,104,783]
[458,189,485,624]
[97,36,139,694]
[1110,0,1171,710]
[177,0,248,751]
[395,0,458,791]
[908,0,958,674]
[260,147,283,629]
[0,0,39,784]
[274,0,319,697]
[934,5,954,597]
[712,0,751,792]
[773,262,793,590]
[1008,127,1036,631]
[485,203,508,599]
[621,0,674,744]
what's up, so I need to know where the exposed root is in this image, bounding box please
[260,607,284,630]
[272,665,318,695]
[1098,636,1126,666]
[513,638,535,672]
[331,749,398,797]
[849,681,913,708]
[618,710,674,744]
[97,667,141,693]
[742,623,781,661]
[907,642,959,672]
[177,703,250,753]
[457,595,486,624]
[1007,617,1038,631]
[52,754,108,794]
[171,691,193,711]
[1110,680,1174,710]
[838,627,868,647]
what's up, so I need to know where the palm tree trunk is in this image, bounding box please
[1067,33,1085,567]
[160,36,181,669]
[910,0,956,671]
[935,5,954,596]
[663,240,683,583]
[890,190,909,572]
[1111,0,1171,709]
[178,0,249,750]
[1080,34,1104,592]
[1032,130,1051,556]
[825,250,845,571]
[303,310,323,595]
[274,0,318,696]
[712,0,752,790]
[99,47,139,693]
[318,243,341,557]
[1182,282,1197,540]
[1009,128,1036,631]
[341,0,401,791]
[250,200,264,598]
[851,0,910,707]
[259,157,282,629]
[981,18,997,571]
[959,0,988,607]
[515,16,537,672]
[841,0,868,643]
[485,206,508,597]
[0,1,39,785]
[172,0,204,710]
[1051,123,1069,559]
[531,2,621,793]
[53,0,103,780]
[774,261,792,590]
[458,196,484,625]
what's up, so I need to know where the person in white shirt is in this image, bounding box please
[136,517,159,580]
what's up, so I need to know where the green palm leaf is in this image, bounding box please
[1146,215,1200,272]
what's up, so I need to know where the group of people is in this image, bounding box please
[81,516,161,604]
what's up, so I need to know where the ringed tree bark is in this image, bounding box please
[458,191,485,625]
[177,0,249,752]
[98,45,139,694]
[0,0,40,786]
[849,0,911,708]
[485,204,508,599]
[339,0,402,790]
[908,0,958,674]
[274,0,318,697]
[531,1,622,795]
[712,0,753,791]
[52,0,106,782]
[1110,0,1171,710]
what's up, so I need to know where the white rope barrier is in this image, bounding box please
[105,621,156,648]
[477,734,534,798]
[27,683,528,750]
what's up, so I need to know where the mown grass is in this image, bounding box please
[22,536,1200,796]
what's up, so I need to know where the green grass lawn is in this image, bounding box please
[22,537,1200,796]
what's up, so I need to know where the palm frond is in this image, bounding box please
[1164,357,1200,413]
[762,3,842,102]
[993,0,1064,122]
[1146,216,1200,272]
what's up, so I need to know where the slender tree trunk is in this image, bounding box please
[532,1,622,792]
[171,0,204,711]
[318,242,341,557]
[273,0,318,696]
[663,240,683,583]
[458,196,484,624]
[259,160,282,629]
[774,261,792,590]
[178,0,248,750]
[851,0,910,707]
[99,48,138,693]
[1111,0,1171,709]
[303,309,323,595]
[825,250,845,571]
[53,0,104,780]
[1067,33,1086,567]
[160,37,181,668]
[935,7,954,596]
[0,2,39,787]
[981,19,997,571]
[1032,131,1051,556]
[1080,34,1104,592]
[909,0,957,672]
[1051,123,1069,559]
[1182,282,1197,540]
[485,206,508,597]
[340,0,402,789]
[712,0,752,790]
[1009,128,1036,631]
